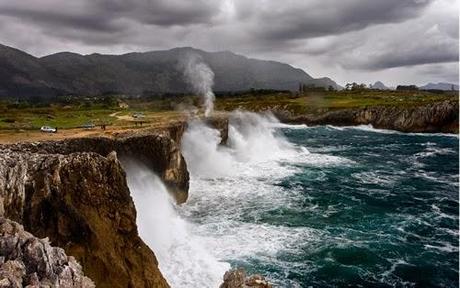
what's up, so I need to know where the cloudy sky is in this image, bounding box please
[0,0,458,86]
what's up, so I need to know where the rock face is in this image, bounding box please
[277,100,459,133]
[0,138,173,287]
[0,217,94,287]
[1,133,189,204]
[220,268,272,288]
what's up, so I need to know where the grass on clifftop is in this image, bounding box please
[0,90,457,132]
[215,90,457,115]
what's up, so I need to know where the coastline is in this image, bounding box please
[0,100,458,287]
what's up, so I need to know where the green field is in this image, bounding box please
[0,90,457,131]
[215,90,457,115]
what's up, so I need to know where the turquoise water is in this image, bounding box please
[250,126,459,287]
[180,119,459,288]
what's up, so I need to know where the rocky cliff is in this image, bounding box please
[1,132,189,204]
[0,217,94,287]
[0,148,170,287]
[0,129,192,287]
[0,116,232,287]
[276,100,459,133]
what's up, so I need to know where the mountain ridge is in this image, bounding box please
[420,82,459,91]
[0,44,341,98]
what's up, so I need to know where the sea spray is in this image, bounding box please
[180,112,321,286]
[181,111,311,178]
[181,120,234,177]
[180,52,215,117]
[121,159,229,288]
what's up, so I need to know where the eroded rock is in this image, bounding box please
[0,217,94,288]
[276,100,459,133]
[0,133,189,204]
[0,149,169,288]
[220,268,272,288]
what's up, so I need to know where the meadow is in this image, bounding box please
[0,89,456,142]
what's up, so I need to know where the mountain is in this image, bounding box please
[419,82,459,91]
[370,81,390,90]
[0,44,341,98]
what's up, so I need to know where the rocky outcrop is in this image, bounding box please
[0,217,94,287]
[0,149,169,288]
[220,268,272,288]
[1,133,188,204]
[205,116,229,145]
[276,100,459,133]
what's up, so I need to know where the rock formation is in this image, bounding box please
[1,132,188,204]
[0,138,173,287]
[220,268,272,288]
[276,100,459,133]
[0,217,94,287]
[0,118,232,288]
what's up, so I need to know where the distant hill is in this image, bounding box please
[0,44,341,98]
[370,81,390,90]
[419,82,459,91]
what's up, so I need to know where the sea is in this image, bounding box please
[124,111,459,288]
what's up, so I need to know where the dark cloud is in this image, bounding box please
[247,0,433,40]
[359,46,458,70]
[0,6,121,33]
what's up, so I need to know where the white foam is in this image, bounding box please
[122,160,229,288]
[178,111,352,286]
[328,124,459,138]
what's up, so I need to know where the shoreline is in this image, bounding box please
[0,100,457,145]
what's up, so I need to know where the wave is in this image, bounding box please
[326,124,459,138]
[122,160,230,288]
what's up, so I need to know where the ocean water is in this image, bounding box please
[127,112,459,288]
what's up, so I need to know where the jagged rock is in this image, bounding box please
[0,149,169,288]
[276,100,459,133]
[220,268,272,288]
[0,132,189,204]
[0,217,94,288]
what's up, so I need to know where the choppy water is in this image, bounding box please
[127,112,459,288]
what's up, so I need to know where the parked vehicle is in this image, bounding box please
[82,122,95,129]
[132,112,145,119]
[40,126,57,133]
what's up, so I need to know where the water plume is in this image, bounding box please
[181,111,310,178]
[181,52,215,117]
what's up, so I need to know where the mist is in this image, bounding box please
[180,52,216,117]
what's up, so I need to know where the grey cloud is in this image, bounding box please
[0,0,218,34]
[0,6,121,33]
[96,0,219,26]
[358,46,458,70]
[243,0,433,40]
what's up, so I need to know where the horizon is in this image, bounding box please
[0,0,458,87]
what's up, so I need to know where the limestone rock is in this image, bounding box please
[276,100,459,133]
[0,133,189,204]
[0,149,169,288]
[220,268,272,288]
[0,217,94,288]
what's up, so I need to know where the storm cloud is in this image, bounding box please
[0,0,457,86]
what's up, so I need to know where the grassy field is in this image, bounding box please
[0,89,456,143]
[215,90,457,114]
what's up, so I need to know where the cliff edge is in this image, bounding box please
[276,100,459,133]
[0,129,193,287]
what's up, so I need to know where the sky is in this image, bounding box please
[0,0,458,87]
